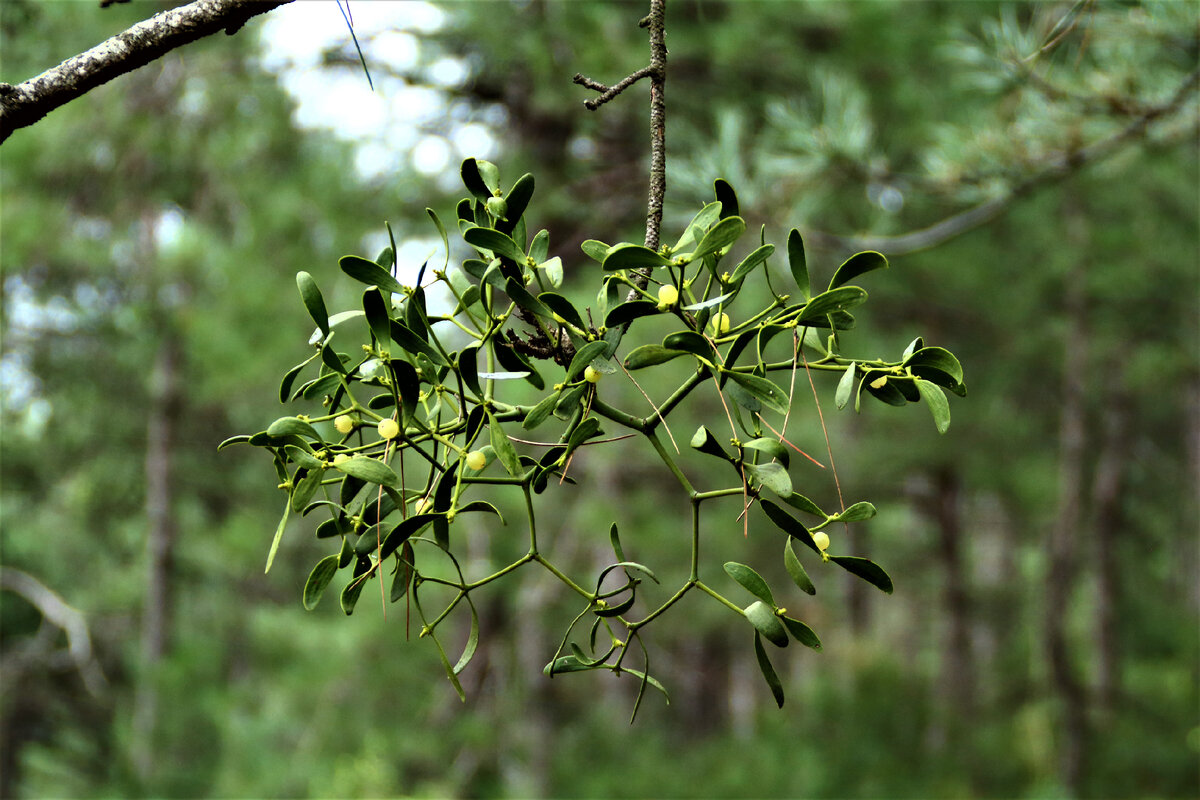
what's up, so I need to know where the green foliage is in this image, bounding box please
[230,160,963,712]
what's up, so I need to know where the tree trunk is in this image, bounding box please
[131,333,181,782]
[1045,248,1090,797]
[1090,382,1131,719]
[933,468,975,717]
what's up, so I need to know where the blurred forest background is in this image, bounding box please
[1,1,1197,798]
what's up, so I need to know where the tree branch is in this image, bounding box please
[0,567,108,696]
[0,0,293,145]
[805,67,1200,257]
[574,0,667,264]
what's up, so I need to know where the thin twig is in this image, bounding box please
[801,346,845,514]
[618,360,680,453]
[573,67,654,110]
[573,0,668,307]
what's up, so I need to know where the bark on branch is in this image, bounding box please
[0,0,293,144]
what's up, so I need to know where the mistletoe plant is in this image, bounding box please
[222,157,965,716]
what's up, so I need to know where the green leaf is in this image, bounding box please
[476,159,500,193]
[375,245,394,269]
[566,339,609,381]
[580,239,612,263]
[741,437,789,469]
[780,492,826,517]
[540,256,563,288]
[488,411,523,477]
[452,597,481,675]
[296,372,340,402]
[784,539,816,595]
[722,328,759,373]
[724,562,776,606]
[564,415,602,456]
[529,229,549,263]
[290,466,323,512]
[463,226,526,263]
[458,344,482,399]
[754,632,785,708]
[863,373,908,406]
[624,344,687,370]
[457,500,505,523]
[339,255,405,296]
[303,555,340,610]
[830,556,894,594]
[730,244,775,282]
[218,434,252,451]
[797,286,868,324]
[504,277,552,319]
[362,288,392,356]
[605,300,660,329]
[278,358,313,404]
[787,229,810,299]
[296,271,329,336]
[390,320,448,366]
[319,344,348,375]
[916,379,951,434]
[680,291,734,312]
[266,416,323,441]
[690,425,732,461]
[835,364,856,410]
[723,371,790,415]
[544,655,603,675]
[340,574,365,616]
[379,513,438,560]
[602,243,671,271]
[460,157,491,202]
[333,456,399,488]
[829,501,877,522]
[691,216,745,260]
[523,392,559,430]
[744,462,793,498]
[539,292,585,331]
[662,330,715,361]
[904,346,965,388]
[744,600,788,647]
[493,340,544,389]
[426,208,449,269]
[761,499,821,554]
[390,541,415,602]
[672,202,722,253]
[714,178,739,219]
[264,502,290,574]
[782,616,822,650]
[829,250,887,290]
[389,361,419,425]
[725,379,761,413]
[496,173,535,235]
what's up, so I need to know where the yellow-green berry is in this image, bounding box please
[332,453,349,466]
[377,418,400,440]
[584,366,602,384]
[812,531,830,551]
[711,312,731,335]
[334,414,355,434]
[465,450,487,471]
[657,284,679,309]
